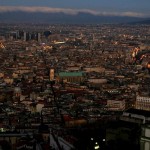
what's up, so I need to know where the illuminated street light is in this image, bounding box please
[94,142,100,150]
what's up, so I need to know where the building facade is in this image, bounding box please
[140,125,150,150]
[107,99,125,111]
[136,95,150,111]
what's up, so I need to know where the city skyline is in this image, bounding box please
[0,0,150,18]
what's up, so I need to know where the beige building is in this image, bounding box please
[136,95,150,111]
[107,99,125,111]
[4,77,14,84]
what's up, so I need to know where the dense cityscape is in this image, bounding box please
[0,23,150,150]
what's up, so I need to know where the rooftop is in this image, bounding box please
[58,72,84,77]
[125,108,150,117]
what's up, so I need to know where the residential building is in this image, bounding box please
[107,99,125,111]
[136,95,150,111]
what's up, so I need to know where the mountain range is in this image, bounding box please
[0,11,149,24]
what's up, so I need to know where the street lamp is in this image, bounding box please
[94,142,100,150]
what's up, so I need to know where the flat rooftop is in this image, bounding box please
[125,108,150,117]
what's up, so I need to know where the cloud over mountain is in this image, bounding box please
[0,6,148,18]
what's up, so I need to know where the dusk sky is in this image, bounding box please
[0,0,150,18]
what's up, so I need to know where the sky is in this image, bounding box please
[0,0,150,18]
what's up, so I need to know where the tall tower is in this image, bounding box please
[50,69,54,81]
[23,32,26,41]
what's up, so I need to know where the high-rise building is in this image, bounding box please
[24,32,31,41]
[23,32,26,41]
[38,33,41,42]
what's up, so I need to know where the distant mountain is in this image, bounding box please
[0,11,146,24]
[131,19,150,24]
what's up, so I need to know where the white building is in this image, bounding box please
[141,125,150,150]
[120,109,150,124]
